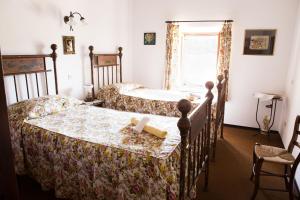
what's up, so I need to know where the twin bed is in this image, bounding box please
[3,44,218,199]
[89,45,228,161]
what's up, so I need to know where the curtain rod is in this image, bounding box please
[165,20,234,23]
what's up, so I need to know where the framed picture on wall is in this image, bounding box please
[63,36,75,54]
[243,29,276,55]
[144,32,156,45]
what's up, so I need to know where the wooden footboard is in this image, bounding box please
[177,81,214,200]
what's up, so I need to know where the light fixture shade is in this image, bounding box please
[64,11,87,31]
[68,16,77,26]
[80,17,88,26]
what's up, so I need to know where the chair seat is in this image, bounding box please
[254,144,295,164]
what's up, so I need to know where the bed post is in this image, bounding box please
[118,47,123,83]
[89,45,95,100]
[212,75,223,160]
[221,69,229,139]
[50,44,58,94]
[224,69,228,82]
[177,99,192,200]
[204,81,214,190]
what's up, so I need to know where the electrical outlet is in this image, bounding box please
[67,74,72,80]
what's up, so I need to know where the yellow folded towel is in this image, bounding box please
[131,117,167,139]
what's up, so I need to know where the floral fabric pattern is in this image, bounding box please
[97,84,221,157]
[8,95,220,199]
[97,84,200,118]
[164,23,181,90]
[17,105,182,199]
[112,82,144,93]
[217,22,232,101]
[8,95,82,174]
[28,95,82,119]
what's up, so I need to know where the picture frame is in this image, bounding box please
[144,32,156,45]
[63,36,75,54]
[243,29,276,55]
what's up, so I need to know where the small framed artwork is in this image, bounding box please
[63,36,75,54]
[243,29,276,55]
[144,32,156,45]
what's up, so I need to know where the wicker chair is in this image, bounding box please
[250,115,300,200]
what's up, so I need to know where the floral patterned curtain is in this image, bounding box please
[217,22,232,100]
[164,23,180,90]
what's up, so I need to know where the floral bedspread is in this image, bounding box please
[8,95,82,175]
[97,83,203,117]
[97,83,219,141]
[9,97,182,199]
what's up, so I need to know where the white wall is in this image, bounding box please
[281,2,300,148]
[1,0,299,131]
[280,1,300,183]
[0,0,132,104]
[130,0,299,130]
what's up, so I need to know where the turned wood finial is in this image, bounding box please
[177,99,191,135]
[224,69,229,80]
[89,45,94,52]
[50,44,57,59]
[177,99,191,117]
[217,74,224,90]
[118,47,123,57]
[89,45,95,100]
[118,47,123,83]
[217,74,224,83]
[89,45,94,57]
[51,44,57,51]
[205,81,214,98]
[50,44,58,94]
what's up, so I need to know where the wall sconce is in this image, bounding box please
[64,11,86,31]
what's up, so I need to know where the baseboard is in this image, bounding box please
[223,123,279,134]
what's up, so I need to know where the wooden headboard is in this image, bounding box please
[0,44,58,103]
[89,46,123,99]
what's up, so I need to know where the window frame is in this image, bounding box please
[179,32,220,89]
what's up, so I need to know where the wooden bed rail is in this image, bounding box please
[177,81,214,200]
[89,45,123,100]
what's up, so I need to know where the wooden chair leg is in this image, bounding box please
[250,150,257,181]
[288,178,294,200]
[284,165,289,190]
[288,167,295,200]
[251,158,263,200]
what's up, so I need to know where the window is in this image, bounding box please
[179,33,219,92]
